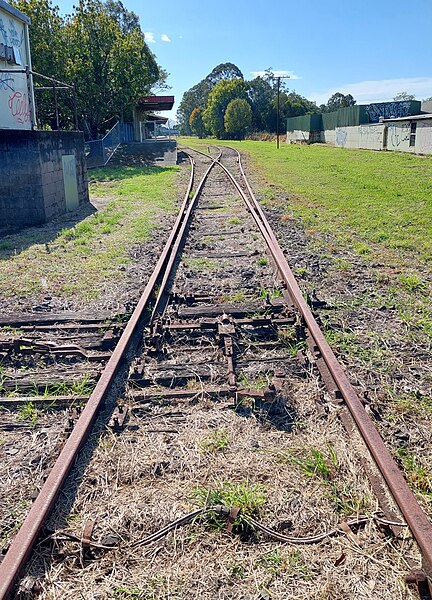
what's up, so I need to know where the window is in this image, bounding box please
[409,122,417,147]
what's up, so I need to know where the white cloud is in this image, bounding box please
[311,77,432,106]
[251,70,300,80]
[161,33,171,43]
[144,31,156,44]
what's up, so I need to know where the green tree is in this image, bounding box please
[326,92,356,112]
[177,62,243,134]
[393,92,416,101]
[189,107,206,138]
[248,76,275,131]
[203,78,248,138]
[224,98,252,139]
[64,0,162,136]
[12,0,165,136]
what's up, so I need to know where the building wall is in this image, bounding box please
[0,130,89,229]
[386,119,432,154]
[0,2,34,130]
[334,124,384,150]
[322,129,336,145]
[286,129,310,143]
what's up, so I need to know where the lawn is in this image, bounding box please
[180,137,432,340]
[180,138,432,266]
[0,165,180,303]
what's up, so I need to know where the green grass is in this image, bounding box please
[0,165,179,301]
[199,428,230,454]
[182,138,432,263]
[17,401,38,426]
[396,448,432,499]
[192,481,267,528]
[277,446,338,480]
[182,257,219,272]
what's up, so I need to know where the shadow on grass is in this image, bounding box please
[0,162,179,261]
[88,164,175,183]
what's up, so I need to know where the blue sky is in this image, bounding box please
[55,0,432,121]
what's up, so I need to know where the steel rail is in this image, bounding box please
[151,149,223,319]
[0,155,201,599]
[212,144,432,581]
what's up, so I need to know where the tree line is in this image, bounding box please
[177,64,357,139]
[11,0,167,138]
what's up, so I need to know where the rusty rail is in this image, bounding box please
[222,145,432,583]
[182,142,432,586]
[0,154,204,599]
[2,143,432,596]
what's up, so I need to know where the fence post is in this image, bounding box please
[25,66,36,130]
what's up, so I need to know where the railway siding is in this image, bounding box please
[0,145,431,599]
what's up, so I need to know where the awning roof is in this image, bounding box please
[383,113,432,122]
[137,96,174,111]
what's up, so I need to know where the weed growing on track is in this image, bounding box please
[183,257,219,272]
[192,481,267,526]
[276,446,338,480]
[0,165,179,303]
[17,401,38,425]
[199,427,230,454]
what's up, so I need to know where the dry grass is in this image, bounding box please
[22,379,418,599]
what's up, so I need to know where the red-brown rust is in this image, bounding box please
[0,157,197,600]
[228,146,432,578]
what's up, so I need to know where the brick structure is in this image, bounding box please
[0,129,89,230]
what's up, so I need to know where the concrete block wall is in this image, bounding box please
[334,124,384,150]
[0,130,89,230]
[286,130,310,144]
[386,120,432,155]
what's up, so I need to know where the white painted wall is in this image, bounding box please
[334,124,384,150]
[322,129,336,145]
[386,120,432,154]
[0,3,32,129]
[416,120,432,154]
[286,129,310,143]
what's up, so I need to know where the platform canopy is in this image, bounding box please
[137,96,174,111]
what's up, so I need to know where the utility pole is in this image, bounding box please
[273,74,290,149]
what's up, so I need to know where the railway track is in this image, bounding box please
[0,146,431,598]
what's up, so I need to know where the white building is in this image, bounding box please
[0,0,36,129]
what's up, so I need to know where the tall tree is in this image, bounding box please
[326,92,356,112]
[189,106,206,138]
[203,78,248,138]
[393,92,416,101]
[247,76,274,132]
[224,98,252,139]
[177,62,244,134]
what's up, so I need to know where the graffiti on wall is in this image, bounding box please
[365,102,411,123]
[0,8,30,129]
[8,91,30,124]
[0,16,24,47]
[335,128,347,146]
[388,123,410,148]
[0,73,15,91]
